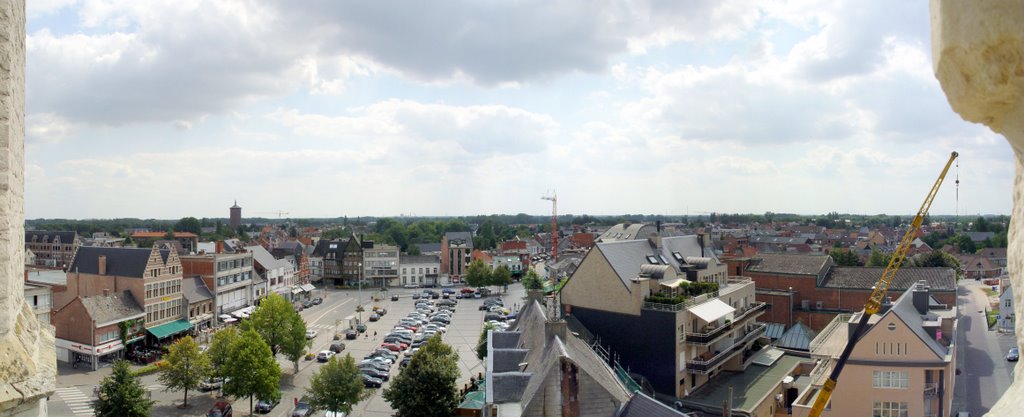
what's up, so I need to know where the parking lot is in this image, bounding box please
[321,285,525,417]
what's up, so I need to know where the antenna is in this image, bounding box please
[541,190,558,262]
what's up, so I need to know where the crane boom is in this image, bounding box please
[808,151,958,417]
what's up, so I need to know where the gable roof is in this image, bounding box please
[821,267,956,291]
[182,276,214,304]
[69,247,156,277]
[618,392,689,417]
[25,230,78,244]
[79,290,145,326]
[444,232,474,248]
[596,223,656,242]
[746,253,832,276]
[883,288,949,359]
[400,254,440,264]
[595,235,716,289]
[245,245,291,270]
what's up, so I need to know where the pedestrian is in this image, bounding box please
[374,331,377,337]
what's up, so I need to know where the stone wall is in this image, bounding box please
[0,1,56,415]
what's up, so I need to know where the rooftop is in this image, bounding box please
[680,350,803,414]
[69,246,163,277]
[79,290,145,326]
[821,267,957,291]
[746,253,831,276]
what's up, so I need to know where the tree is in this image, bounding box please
[207,327,239,385]
[828,248,863,267]
[464,259,491,288]
[948,234,977,253]
[522,269,544,290]
[407,244,421,256]
[280,309,311,373]
[158,335,212,408]
[307,354,364,415]
[910,250,963,278]
[163,229,176,240]
[95,359,154,417]
[866,249,892,267]
[490,264,513,290]
[383,336,460,417]
[223,329,281,415]
[174,217,202,235]
[476,323,497,360]
[242,293,304,357]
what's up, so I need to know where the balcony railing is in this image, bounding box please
[687,323,766,374]
[685,323,731,345]
[924,382,939,397]
[642,291,719,312]
[730,302,767,325]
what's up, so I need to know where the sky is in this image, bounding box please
[24,0,1014,219]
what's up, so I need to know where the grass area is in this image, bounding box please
[987,309,1000,328]
[984,287,999,297]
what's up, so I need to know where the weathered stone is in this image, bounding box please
[0,1,54,415]
[931,1,1024,415]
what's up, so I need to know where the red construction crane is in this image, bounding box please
[541,191,557,262]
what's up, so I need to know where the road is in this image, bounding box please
[952,279,1016,416]
[49,283,526,416]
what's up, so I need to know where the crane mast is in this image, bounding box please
[808,151,958,417]
[541,191,557,262]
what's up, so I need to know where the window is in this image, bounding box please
[1007,299,1013,308]
[872,371,908,389]
[872,401,908,417]
[646,255,659,264]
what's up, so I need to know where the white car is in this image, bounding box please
[306,330,318,339]
[316,350,336,362]
[403,283,420,288]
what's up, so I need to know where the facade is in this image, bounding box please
[52,290,146,370]
[130,231,199,254]
[595,223,656,242]
[180,251,255,321]
[399,255,441,286]
[315,234,364,286]
[1000,283,1015,332]
[364,243,399,288]
[60,246,188,337]
[25,230,80,268]
[247,245,295,299]
[491,255,523,276]
[229,201,242,228]
[182,276,215,332]
[441,231,473,283]
[792,281,958,417]
[24,281,52,324]
[559,234,766,398]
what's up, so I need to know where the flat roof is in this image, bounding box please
[681,352,802,414]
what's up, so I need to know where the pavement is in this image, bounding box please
[48,283,527,416]
[952,278,1016,416]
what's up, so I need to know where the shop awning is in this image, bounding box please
[688,299,735,323]
[147,319,192,339]
[301,284,316,292]
[291,287,303,294]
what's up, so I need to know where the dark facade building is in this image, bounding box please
[315,234,363,286]
[25,230,80,268]
[441,232,473,283]
[229,201,242,228]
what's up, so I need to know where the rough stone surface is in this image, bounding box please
[0,1,54,415]
[931,1,1024,415]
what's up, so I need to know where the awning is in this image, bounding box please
[218,314,233,321]
[659,278,685,289]
[291,287,303,294]
[147,319,192,339]
[301,284,316,292]
[688,299,735,323]
[223,317,238,323]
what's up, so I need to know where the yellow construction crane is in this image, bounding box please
[809,151,958,416]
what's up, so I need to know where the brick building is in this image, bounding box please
[25,230,79,268]
[441,232,473,283]
[52,291,146,370]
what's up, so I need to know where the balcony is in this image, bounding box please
[730,302,766,326]
[685,323,731,345]
[687,323,767,374]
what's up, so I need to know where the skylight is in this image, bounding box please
[646,255,659,264]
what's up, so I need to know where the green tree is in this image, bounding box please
[490,264,513,290]
[158,335,211,408]
[207,327,239,382]
[464,259,491,288]
[407,244,421,256]
[242,293,304,356]
[866,249,892,267]
[522,269,544,290]
[174,217,202,235]
[95,359,155,417]
[163,229,176,240]
[828,248,863,267]
[280,310,311,373]
[223,329,281,415]
[910,250,963,278]
[383,336,460,417]
[948,234,977,253]
[476,323,497,360]
[307,354,364,415]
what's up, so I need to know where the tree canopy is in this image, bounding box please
[307,354,364,414]
[173,217,202,235]
[222,329,282,415]
[383,336,460,417]
[522,269,544,290]
[476,322,497,360]
[490,264,513,288]
[158,335,211,409]
[828,248,863,267]
[242,293,307,358]
[95,359,154,417]
[207,327,239,380]
[464,259,491,288]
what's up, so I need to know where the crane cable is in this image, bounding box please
[955,157,960,231]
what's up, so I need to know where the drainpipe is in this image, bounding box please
[788,287,793,328]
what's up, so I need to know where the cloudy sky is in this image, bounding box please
[25,0,1013,219]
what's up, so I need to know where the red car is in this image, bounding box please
[381,343,403,352]
[460,287,476,294]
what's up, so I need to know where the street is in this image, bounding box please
[953,278,1016,416]
[48,283,527,416]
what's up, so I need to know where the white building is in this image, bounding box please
[247,245,296,299]
[364,244,400,287]
[491,255,523,274]
[400,255,441,287]
[1001,283,1015,332]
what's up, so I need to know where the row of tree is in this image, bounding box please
[464,259,515,289]
[829,248,962,277]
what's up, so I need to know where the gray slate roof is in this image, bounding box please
[25,230,77,244]
[597,223,656,242]
[821,267,956,291]
[747,253,832,276]
[884,287,949,359]
[400,254,440,264]
[444,232,474,248]
[69,247,154,277]
[618,391,688,417]
[416,243,442,254]
[596,235,717,290]
[750,235,812,245]
[80,291,145,325]
[182,276,214,304]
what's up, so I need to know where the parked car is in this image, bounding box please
[403,283,420,288]
[362,374,384,388]
[317,350,336,362]
[1008,347,1019,361]
[484,313,507,322]
[356,323,367,333]
[361,367,390,381]
[329,342,346,353]
[369,313,380,322]
[455,293,463,299]
[305,330,318,339]
[460,287,476,294]
[381,343,404,352]
[358,362,390,373]
[391,294,399,301]
[312,297,323,305]
[442,288,456,294]
[199,377,229,392]
[302,299,314,308]
[292,400,313,417]
[411,293,421,300]
[208,401,233,417]
[254,396,279,413]
[345,329,358,339]
[400,357,411,368]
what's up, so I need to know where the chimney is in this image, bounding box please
[98,255,107,275]
[216,240,224,254]
[912,280,930,315]
[697,233,706,257]
[648,233,662,249]
[102,288,110,297]
[656,220,662,233]
[545,320,568,341]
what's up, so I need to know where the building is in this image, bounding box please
[315,234,364,287]
[363,243,399,288]
[247,245,295,300]
[677,348,812,416]
[1000,283,1014,332]
[491,255,523,277]
[441,232,473,283]
[595,223,656,243]
[25,230,80,268]
[59,246,190,342]
[399,255,441,287]
[182,276,215,332]
[179,250,255,322]
[130,231,199,254]
[559,234,766,399]
[52,290,146,370]
[23,281,52,324]
[482,296,632,416]
[230,200,242,228]
[792,281,958,417]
